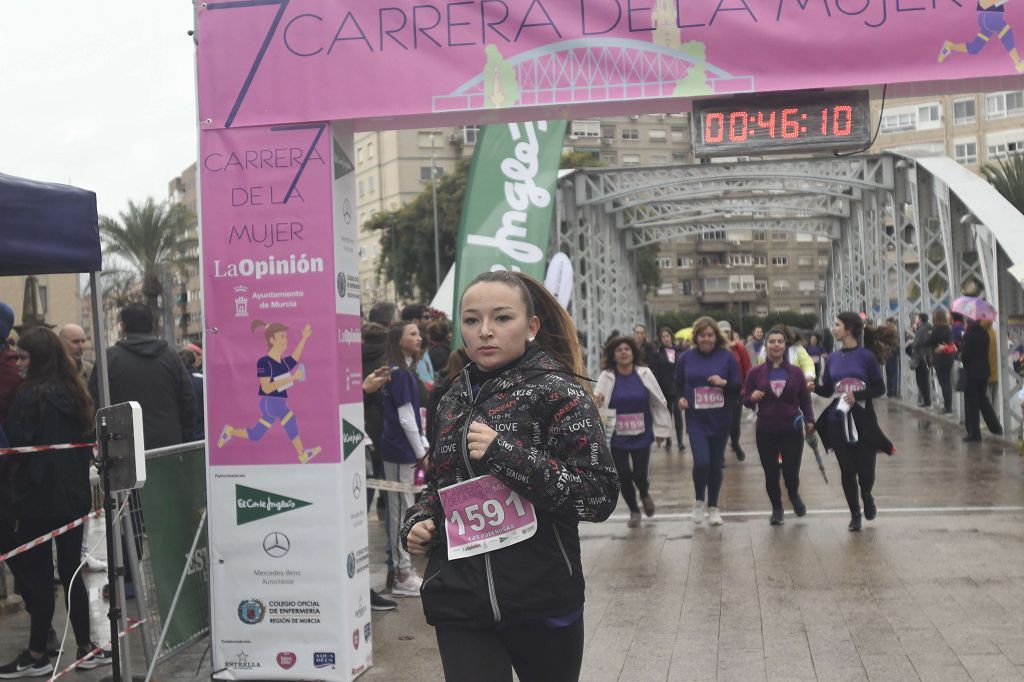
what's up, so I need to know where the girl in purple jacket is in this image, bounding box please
[743,326,815,526]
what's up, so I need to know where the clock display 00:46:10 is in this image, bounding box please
[703,106,856,144]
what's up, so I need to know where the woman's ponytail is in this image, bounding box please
[513,272,586,381]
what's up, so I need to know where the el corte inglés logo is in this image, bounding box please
[236,484,312,525]
[342,419,364,459]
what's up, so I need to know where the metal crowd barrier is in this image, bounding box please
[124,440,211,676]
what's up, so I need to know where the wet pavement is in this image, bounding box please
[4,396,1024,680]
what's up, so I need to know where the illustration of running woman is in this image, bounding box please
[216,319,321,463]
[938,0,1024,73]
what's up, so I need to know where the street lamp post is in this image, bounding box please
[431,132,441,293]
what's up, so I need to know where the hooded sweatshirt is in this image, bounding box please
[89,334,197,449]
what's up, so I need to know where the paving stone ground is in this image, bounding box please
[4,396,1024,680]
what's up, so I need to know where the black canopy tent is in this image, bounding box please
[0,171,111,402]
[0,172,101,276]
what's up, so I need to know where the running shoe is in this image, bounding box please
[708,507,723,526]
[770,508,784,526]
[863,495,876,521]
[391,571,423,597]
[216,425,232,448]
[691,502,705,525]
[848,515,862,532]
[641,495,656,518]
[627,511,641,528]
[298,447,321,463]
[74,645,112,670]
[370,590,397,611]
[937,41,953,62]
[0,651,52,678]
[791,495,807,517]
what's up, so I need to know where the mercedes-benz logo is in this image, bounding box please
[262,532,290,558]
[352,473,362,500]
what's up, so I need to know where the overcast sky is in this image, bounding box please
[2,2,197,220]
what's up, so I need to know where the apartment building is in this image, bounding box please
[869,89,1024,168]
[0,274,82,338]
[644,230,830,317]
[168,163,203,344]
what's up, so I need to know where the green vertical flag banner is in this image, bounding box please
[453,120,567,339]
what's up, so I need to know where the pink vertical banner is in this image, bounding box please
[200,123,340,467]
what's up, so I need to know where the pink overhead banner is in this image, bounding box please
[197,0,1024,130]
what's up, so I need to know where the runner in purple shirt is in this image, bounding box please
[743,327,815,526]
[595,336,671,529]
[815,313,898,532]
[674,317,740,527]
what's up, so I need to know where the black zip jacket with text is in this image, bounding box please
[401,345,619,628]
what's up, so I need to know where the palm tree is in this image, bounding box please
[99,198,197,333]
[981,152,1024,215]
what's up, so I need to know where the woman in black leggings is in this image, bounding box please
[0,328,110,677]
[743,327,815,525]
[815,314,898,532]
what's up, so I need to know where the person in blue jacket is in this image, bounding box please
[674,316,740,527]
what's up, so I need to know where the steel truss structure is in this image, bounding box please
[556,153,1024,435]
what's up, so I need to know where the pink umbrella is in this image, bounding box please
[951,295,997,321]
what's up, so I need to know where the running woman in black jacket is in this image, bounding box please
[402,271,618,682]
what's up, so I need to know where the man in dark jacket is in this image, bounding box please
[961,318,1003,442]
[88,303,196,449]
[911,313,933,407]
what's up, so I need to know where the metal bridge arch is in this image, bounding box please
[556,153,1024,434]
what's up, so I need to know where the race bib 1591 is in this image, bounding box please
[439,475,537,560]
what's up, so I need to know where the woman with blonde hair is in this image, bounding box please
[674,316,740,526]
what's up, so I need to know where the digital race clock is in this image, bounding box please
[692,90,872,157]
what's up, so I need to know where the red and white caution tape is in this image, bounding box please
[0,510,102,563]
[367,478,425,494]
[50,618,146,681]
[0,442,96,457]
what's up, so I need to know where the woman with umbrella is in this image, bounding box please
[954,296,1004,442]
